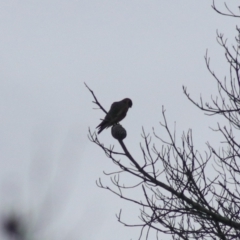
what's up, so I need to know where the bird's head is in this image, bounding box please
[124,98,133,108]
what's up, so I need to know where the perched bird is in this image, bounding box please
[96,98,133,134]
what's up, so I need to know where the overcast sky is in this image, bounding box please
[0,1,239,239]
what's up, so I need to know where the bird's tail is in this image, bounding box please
[96,120,108,134]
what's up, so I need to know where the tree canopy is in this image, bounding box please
[88,2,240,239]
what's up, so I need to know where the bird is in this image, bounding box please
[96,98,133,134]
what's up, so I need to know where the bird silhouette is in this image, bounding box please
[96,98,132,134]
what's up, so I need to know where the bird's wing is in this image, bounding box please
[105,102,122,120]
[96,102,120,128]
[106,101,128,125]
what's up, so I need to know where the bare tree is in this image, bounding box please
[87,2,240,240]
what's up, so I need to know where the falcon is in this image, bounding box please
[96,98,133,134]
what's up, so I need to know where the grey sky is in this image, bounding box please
[0,1,239,239]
